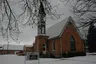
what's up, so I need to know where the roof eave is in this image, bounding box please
[48,36,60,40]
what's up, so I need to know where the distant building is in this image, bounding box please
[32,16,86,58]
[24,45,33,52]
[0,44,24,55]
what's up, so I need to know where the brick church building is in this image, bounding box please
[32,2,86,58]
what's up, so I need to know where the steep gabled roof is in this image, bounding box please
[46,16,83,39]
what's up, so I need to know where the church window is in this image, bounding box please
[42,27,45,34]
[70,36,76,51]
[42,44,46,50]
[52,41,55,51]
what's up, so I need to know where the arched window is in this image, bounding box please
[52,41,55,51]
[42,27,45,34]
[70,36,76,51]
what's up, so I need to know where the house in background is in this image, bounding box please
[33,16,86,58]
[24,45,33,52]
[0,44,24,55]
[0,44,34,55]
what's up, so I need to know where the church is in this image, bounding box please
[32,2,86,58]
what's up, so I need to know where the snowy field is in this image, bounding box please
[0,53,96,64]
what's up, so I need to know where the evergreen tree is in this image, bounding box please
[87,23,96,52]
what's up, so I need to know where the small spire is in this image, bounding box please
[39,2,46,18]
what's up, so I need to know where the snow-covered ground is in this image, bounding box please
[0,55,25,64]
[0,53,96,64]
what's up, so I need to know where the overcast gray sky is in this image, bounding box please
[0,0,75,45]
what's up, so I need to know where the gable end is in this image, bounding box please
[59,16,83,39]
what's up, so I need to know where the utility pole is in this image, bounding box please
[7,41,9,54]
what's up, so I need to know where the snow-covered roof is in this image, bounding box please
[24,45,33,47]
[46,17,69,39]
[46,16,83,39]
[0,44,24,50]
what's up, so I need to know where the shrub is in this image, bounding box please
[62,52,86,58]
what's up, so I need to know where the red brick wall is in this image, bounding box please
[48,39,61,57]
[34,35,49,53]
[48,22,84,57]
[33,39,37,52]
[61,22,84,53]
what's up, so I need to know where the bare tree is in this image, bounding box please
[62,0,96,27]
[0,0,59,42]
